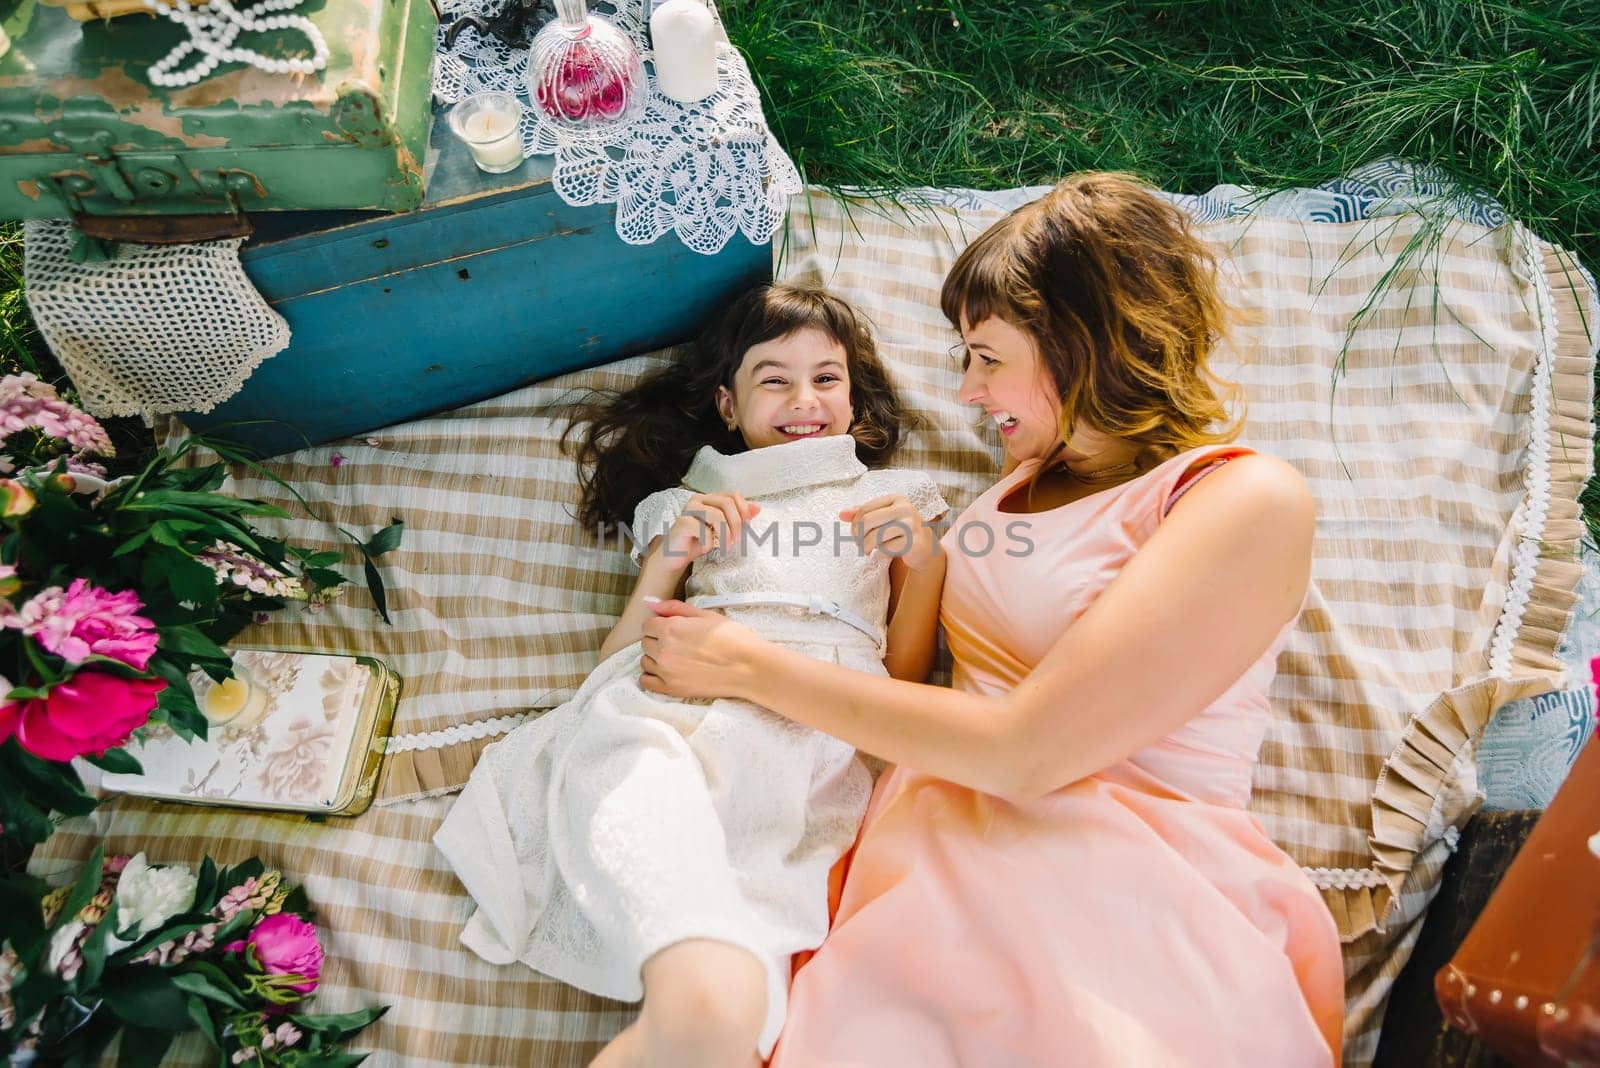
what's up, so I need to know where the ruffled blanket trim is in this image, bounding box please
[1315,226,1597,941]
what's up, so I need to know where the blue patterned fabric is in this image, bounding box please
[906,158,1594,810]
[1480,544,1600,810]
[905,156,1511,228]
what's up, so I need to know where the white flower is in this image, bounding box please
[46,921,84,975]
[114,853,197,938]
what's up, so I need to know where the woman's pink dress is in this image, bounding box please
[771,444,1345,1067]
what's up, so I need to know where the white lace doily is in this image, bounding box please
[22,220,291,424]
[432,1,801,254]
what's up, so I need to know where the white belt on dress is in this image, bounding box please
[688,592,880,643]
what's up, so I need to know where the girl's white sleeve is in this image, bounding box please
[870,470,951,522]
[628,487,696,567]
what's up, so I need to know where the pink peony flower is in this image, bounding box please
[244,913,322,996]
[17,579,159,669]
[9,672,165,761]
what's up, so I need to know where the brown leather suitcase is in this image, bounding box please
[1436,732,1600,1064]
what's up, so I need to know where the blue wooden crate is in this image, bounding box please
[178,107,773,458]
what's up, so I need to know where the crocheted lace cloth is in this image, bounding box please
[22,219,291,423]
[432,1,801,254]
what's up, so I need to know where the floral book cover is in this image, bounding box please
[101,650,395,814]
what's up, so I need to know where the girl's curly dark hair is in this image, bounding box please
[564,282,913,531]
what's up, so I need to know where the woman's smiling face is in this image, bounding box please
[716,328,855,451]
[956,315,1065,463]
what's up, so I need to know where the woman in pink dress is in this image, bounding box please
[636,173,1345,1067]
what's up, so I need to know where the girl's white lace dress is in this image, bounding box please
[435,434,948,1056]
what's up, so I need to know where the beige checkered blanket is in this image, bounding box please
[32,188,1596,1066]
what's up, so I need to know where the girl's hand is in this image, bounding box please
[662,493,760,568]
[841,495,941,572]
[639,600,762,701]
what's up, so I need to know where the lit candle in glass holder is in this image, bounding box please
[449,92,526,175]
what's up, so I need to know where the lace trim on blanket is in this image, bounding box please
[1487,222,1559,679]
[386,712,532,753]
[1333,227,1597,944]
[1303,866,1387,891]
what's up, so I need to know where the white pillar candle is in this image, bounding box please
[650,0,718,104]
[449,93,525,175]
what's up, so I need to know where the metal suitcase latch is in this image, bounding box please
[44,127,262,243]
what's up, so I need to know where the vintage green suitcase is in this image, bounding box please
[0,0,437,228]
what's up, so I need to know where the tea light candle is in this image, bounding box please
[650,0,717,103]
[449,92,526,175]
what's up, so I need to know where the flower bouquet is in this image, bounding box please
[0,846,387,1065]
[0,374,402,851]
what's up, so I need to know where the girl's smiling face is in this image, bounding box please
[956,315,1065,463]
[716,328,855,451]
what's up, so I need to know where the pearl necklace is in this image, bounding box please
[143,0,330,89]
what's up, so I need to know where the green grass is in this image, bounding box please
[729,0,1600,540]
[1,0,1597,522]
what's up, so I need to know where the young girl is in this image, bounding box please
[434,283,950,1067]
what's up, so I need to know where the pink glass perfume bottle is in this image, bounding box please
[528,0,646,130]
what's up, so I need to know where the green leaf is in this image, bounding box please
[76,900,114,989]
[289,1053,372,1068]
[115,1023,176,1068]
[300,550,344,568]
[363,520,404,557]
[214,857,265,895]
[156,625,230,661]
[55,844,106,932]
[0,783,55,849]
[167,555,224,608]
[288,1004,388,1042]
[304,567,347,590]
[183,994,218,1046]
[170,969,247,1010]
[58,1004,121,1068]
[111,918,211,964]
[83,747,142,775]
[193,856,218,908]
[8,954,66,1030]
[111,529,153,558]
[4,740,98,816]
[101,965,193,1031]
[279,884,310,916]
[148,523,184,549]
[362,558,390,625]
[0,867,49,958]
[148,661,208,742]
[22,635,63,686]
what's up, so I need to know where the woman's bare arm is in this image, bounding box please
[642,456,1313,800]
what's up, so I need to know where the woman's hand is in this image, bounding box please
[662,493,760,568]
[639,600,765,701]
[840,495,941,572]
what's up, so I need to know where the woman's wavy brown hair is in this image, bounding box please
[940,172,1244,480]
[564,282,912,530]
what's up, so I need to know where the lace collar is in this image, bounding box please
[682,434,867,497]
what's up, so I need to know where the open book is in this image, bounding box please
[103,649,400,816]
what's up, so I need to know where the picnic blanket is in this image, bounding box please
[33,163,1598,1066]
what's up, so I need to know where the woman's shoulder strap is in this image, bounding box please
[1159,444,1258,519]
